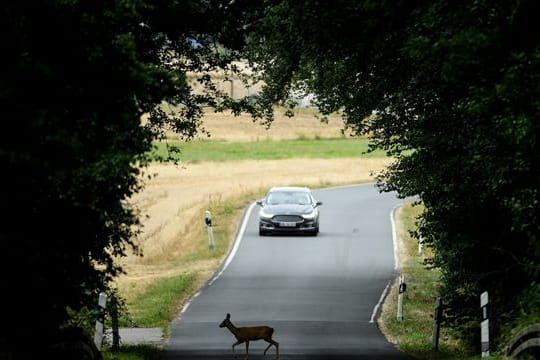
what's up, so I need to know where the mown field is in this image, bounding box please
[150,137,386,161]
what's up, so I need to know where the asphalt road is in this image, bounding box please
[162,184,413,359]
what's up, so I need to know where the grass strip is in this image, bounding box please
[125,273,198,328]
[149,137,387,161]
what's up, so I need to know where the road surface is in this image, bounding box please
[162,184,413,359]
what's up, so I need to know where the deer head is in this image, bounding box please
[219,313,231,328]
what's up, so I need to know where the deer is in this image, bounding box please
[219,313,279,359]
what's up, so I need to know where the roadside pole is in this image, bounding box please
[94,292,107,350]
[397,275,406,321]
[418,234,424,256]
[205,210,215,250]
[432,296,443,350]
[480,291,490,357]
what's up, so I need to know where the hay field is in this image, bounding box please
[196,107,353,141]
[115,109,391,305]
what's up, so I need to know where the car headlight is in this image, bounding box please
[302,210,317,220]
[259,209,274,220]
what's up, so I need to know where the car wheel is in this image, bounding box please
[259,228,266,236]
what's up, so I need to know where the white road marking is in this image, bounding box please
[208,201,256,286]
[370,204,401,323]
[178,203,255,319]
[370,280,392,323]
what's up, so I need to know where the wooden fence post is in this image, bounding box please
[432,296,443,351]
[110,295,120,351]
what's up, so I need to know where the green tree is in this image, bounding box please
[0,0,252,356]
[242,0,540,351]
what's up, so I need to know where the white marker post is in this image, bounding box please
[418,234,424,256]
[397,275,406,321]
[480,291,490,357]
[205,210,215,250]
[94,292,107,350]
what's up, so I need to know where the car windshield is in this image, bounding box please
[267,191,311,205]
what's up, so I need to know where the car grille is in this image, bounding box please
[273,215,303,222]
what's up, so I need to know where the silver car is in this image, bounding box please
[256,186,322,236]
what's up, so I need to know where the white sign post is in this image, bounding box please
[94,292,107,350]
[205,210,215,250]
[480,291,490,357]
[397,275,406,321]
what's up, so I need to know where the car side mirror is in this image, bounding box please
[256,200,264,206]
[316,201,323,206]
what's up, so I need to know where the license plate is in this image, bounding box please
[279,222,296,227]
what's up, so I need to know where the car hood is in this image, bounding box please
[263,204,314,214]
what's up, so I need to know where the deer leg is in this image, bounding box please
[263,339,279,359]
[232,340,243,359]
[263,342,272,355]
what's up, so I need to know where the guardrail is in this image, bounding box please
[505,323,540,358]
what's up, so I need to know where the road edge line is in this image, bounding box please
[208,201,255,286]
[370,204,401,323]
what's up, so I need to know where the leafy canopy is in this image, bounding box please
[0,0,257,353]
[241,0,540,350]
[3,0,540,355]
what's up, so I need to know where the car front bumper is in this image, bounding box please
[259,219,318,233]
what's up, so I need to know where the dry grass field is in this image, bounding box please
[192,107,354,141]
[115,109,392,309]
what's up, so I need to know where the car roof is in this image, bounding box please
[268,186,311,193]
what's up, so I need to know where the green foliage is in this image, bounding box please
[4,0,539,356]
[65,307,97,336]
[241,0,540,350]
[498,284,540,353]
[107,288,135,329]
[0,0,256,355]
